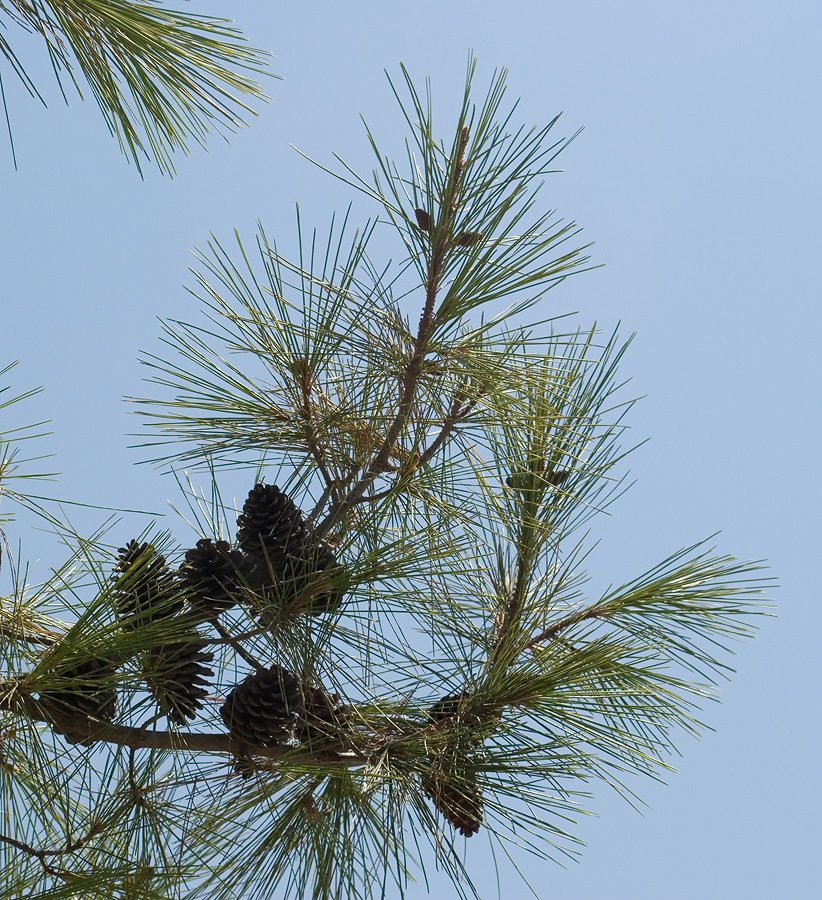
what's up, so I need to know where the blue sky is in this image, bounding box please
[1,1,819,897]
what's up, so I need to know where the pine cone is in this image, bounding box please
[43,655,117,722]
[281,543,345,616]
[414,208,431,231]
[179,538,247,618]
[221,664,302,747]
[296,685,347,746]
[238,484,345,615]
[40,655,118,745]
[428,691,469,724]
[237,484,307,562]
[144,637,214,725]
[232,755,259,780]
[454,230,483,247]
[422,765,483,837]
[113,540,183,630]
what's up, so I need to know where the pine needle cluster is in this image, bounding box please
[0,59,771,900]
[0,0,270,173]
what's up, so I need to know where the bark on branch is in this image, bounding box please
[2,692,367,769]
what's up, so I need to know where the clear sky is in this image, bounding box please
[1,1,819,898]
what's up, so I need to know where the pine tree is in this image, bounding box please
[0,61,771,900]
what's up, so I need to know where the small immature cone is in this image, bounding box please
[454,230,483,247]
[414,208,431,231]
[422,765,483,837]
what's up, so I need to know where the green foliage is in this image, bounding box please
[0,0,270,173]
[0,61,772,900]
[0,360,57,527]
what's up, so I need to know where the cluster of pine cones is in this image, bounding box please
[38,484,487,837]
[40,483,344,733]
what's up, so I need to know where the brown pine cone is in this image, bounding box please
[179,538,248,618]
[296,685,347,746]
[422,765,483,837]
[428,691,470,724]
[281,544,345,616]
[239,484,345,615]
[236,484,307,563]
[144,637,214,725]
[40,655,118,745]
[113,540,183,630]
[42,655,117,722]
[220,664,302,747]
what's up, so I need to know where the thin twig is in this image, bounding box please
[351,392,482,507]
[209,617,264,670]
[0,821,99,862]
[0,624,61,647]
[524,605,605,650]
[416,392,483,469]
[201,621,273,647]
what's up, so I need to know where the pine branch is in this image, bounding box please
[314,125,473,539]
[3,690,367,766]
[0,622,60,646]
[417,389,483,468]
[207,616,263,669]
